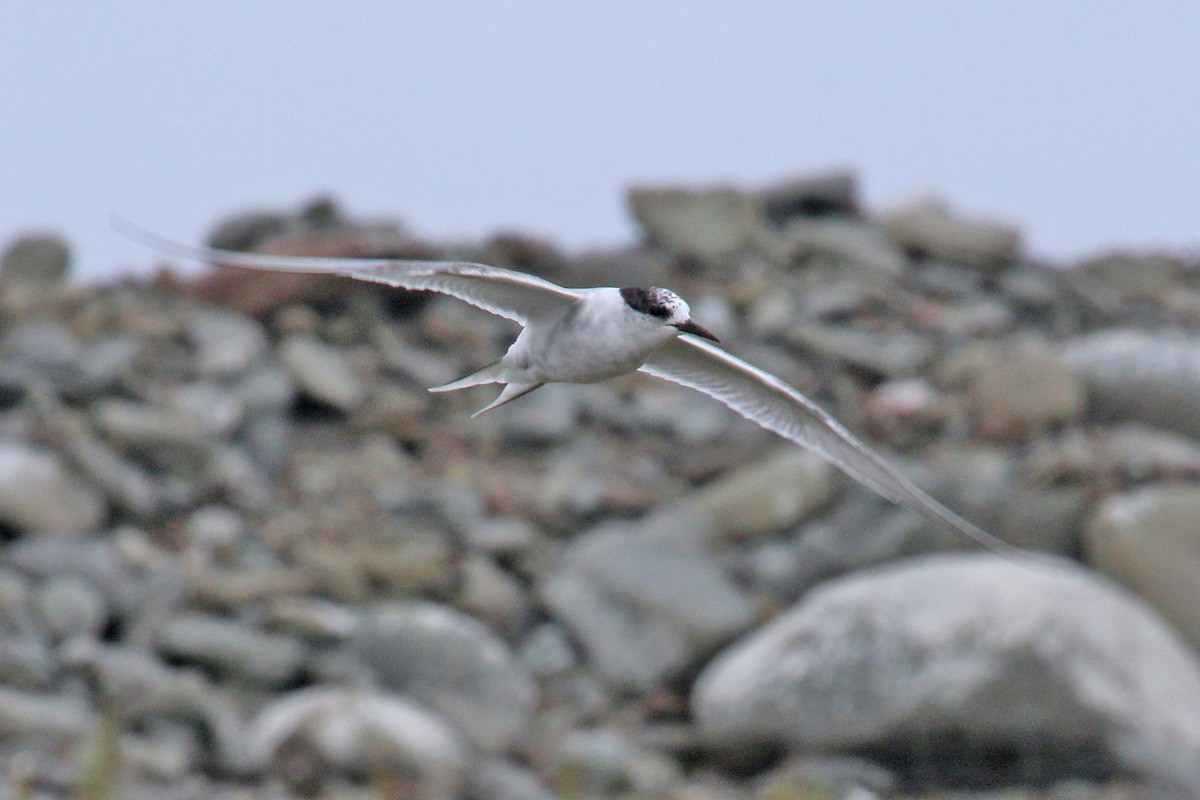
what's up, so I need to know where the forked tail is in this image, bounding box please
[427,360,544,417]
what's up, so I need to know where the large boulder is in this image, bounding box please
[693,554,1200,794]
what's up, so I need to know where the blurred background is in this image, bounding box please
[2,2,1198,280]
[3,4,1200,800]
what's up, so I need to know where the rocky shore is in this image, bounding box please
[1,173,1199,799]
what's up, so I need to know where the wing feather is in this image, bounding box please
[641,336,1026,557]
[113,217,580,325]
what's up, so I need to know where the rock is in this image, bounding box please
[1022,425,1200,487]
[1,232,71,283]
[553,727,682,797]
[1064,331,1200,439]
[33,575,108,639]
[693,555,1200,794]
[205,210,291,252]
[0,443,107,535]
[0,686,93,737]
[788,322,937,377]
[351,602,537,753]
[776,218,907,275]
[886,197,1021,270]
[1084,485,1200,653]
[467,758,557,800]
[1075,252,1178,301]
[946,341,1086,441]
[91,399,213,475]
[154,613,308,687]
[456,553,532,635]
[279,335,365,411]
[516,623,577,678]
[760,169,861,223]
[672,448,837,538]
[249,687,467,799]
[540,524,757,690]
[627,186,767,261]
[185,308,270,377]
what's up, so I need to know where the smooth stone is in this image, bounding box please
[693,554,1200,794]
[33,574,108,639]
[947,341,1086,441]
[0,442,107,535]
[760,169,861,222]
[1023,425,1200,486]
[1064,331,1200,439]
[1,232,71,283]
[351,602,537,753]
[517,623,578,678]
[1084,485,1200,653]
[154,612,308,687]
[185,308,271,377]
[168,382,245,439]
[539,524,757,690]
[777,218,907,275]
[0,686,94,737]
[672,448,837,538]
[885,197,1021,270]
[249,687,467,799]
[279,335,365,411]
[627,185,768,261]
[787,322,937,377]
[91,399,212,474]
[468,757,557,800]
[0,634,55,690]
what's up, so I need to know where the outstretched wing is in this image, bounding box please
[113,217,581,326]
[641,335,1025,557]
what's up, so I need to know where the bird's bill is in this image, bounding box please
[673,319,720,342]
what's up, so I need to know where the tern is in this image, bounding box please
[114,218,1022,557]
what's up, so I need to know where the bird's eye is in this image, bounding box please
[649,306,672,319]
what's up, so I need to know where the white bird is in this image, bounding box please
[114,217,1024,557]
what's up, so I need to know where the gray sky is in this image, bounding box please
[3,3,1197,281]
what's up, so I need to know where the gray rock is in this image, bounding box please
[885,197,1021,270]
[540,524,757,690]
[553,727,682,797]
[351,602,537,753]
[628,186,768,261]
[1023,425,1200,486]
[517,623,578,678]
[91,398,213,475]
[206,210,290,251]
[0,634,55,690]
[776,218,907,275]
[760,169,861,223]
[693,555,1200,794]
[947,341,1086,441]
[279,335,365,411]
[1064,331,1200,439]
[456,553,532,635]
[788,322,937,377]
[0,442,107,535]
[468,758,557,800]
[154,613,308,687]
[0,686,93,737]
[33,575,108,639]
[249,687,467,799]
[1,232,71,283]
[1084,485,1200,653]
[168,382,245,439]
[672,448,837,538]
[185,309,271,377]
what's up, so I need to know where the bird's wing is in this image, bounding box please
[640,335,1025,557]
[113,217,581,325]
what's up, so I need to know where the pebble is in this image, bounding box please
[627,185,767,261]
[279,334,366,411]
[885,196,1021,270]
[0,232,71,283]
[540,524,757,690]
[33,575,108,639]
[0,443,107,535]
[1084,484,1200,653]
[351,602,538,753]
[154,612,308,687]
[249,687,468,798]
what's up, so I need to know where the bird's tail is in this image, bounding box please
[428,361,544,417]
[428,360,507,393]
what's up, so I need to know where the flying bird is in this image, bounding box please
[114,217,1023,557]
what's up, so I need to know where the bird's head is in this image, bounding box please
[619,286,719,342]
